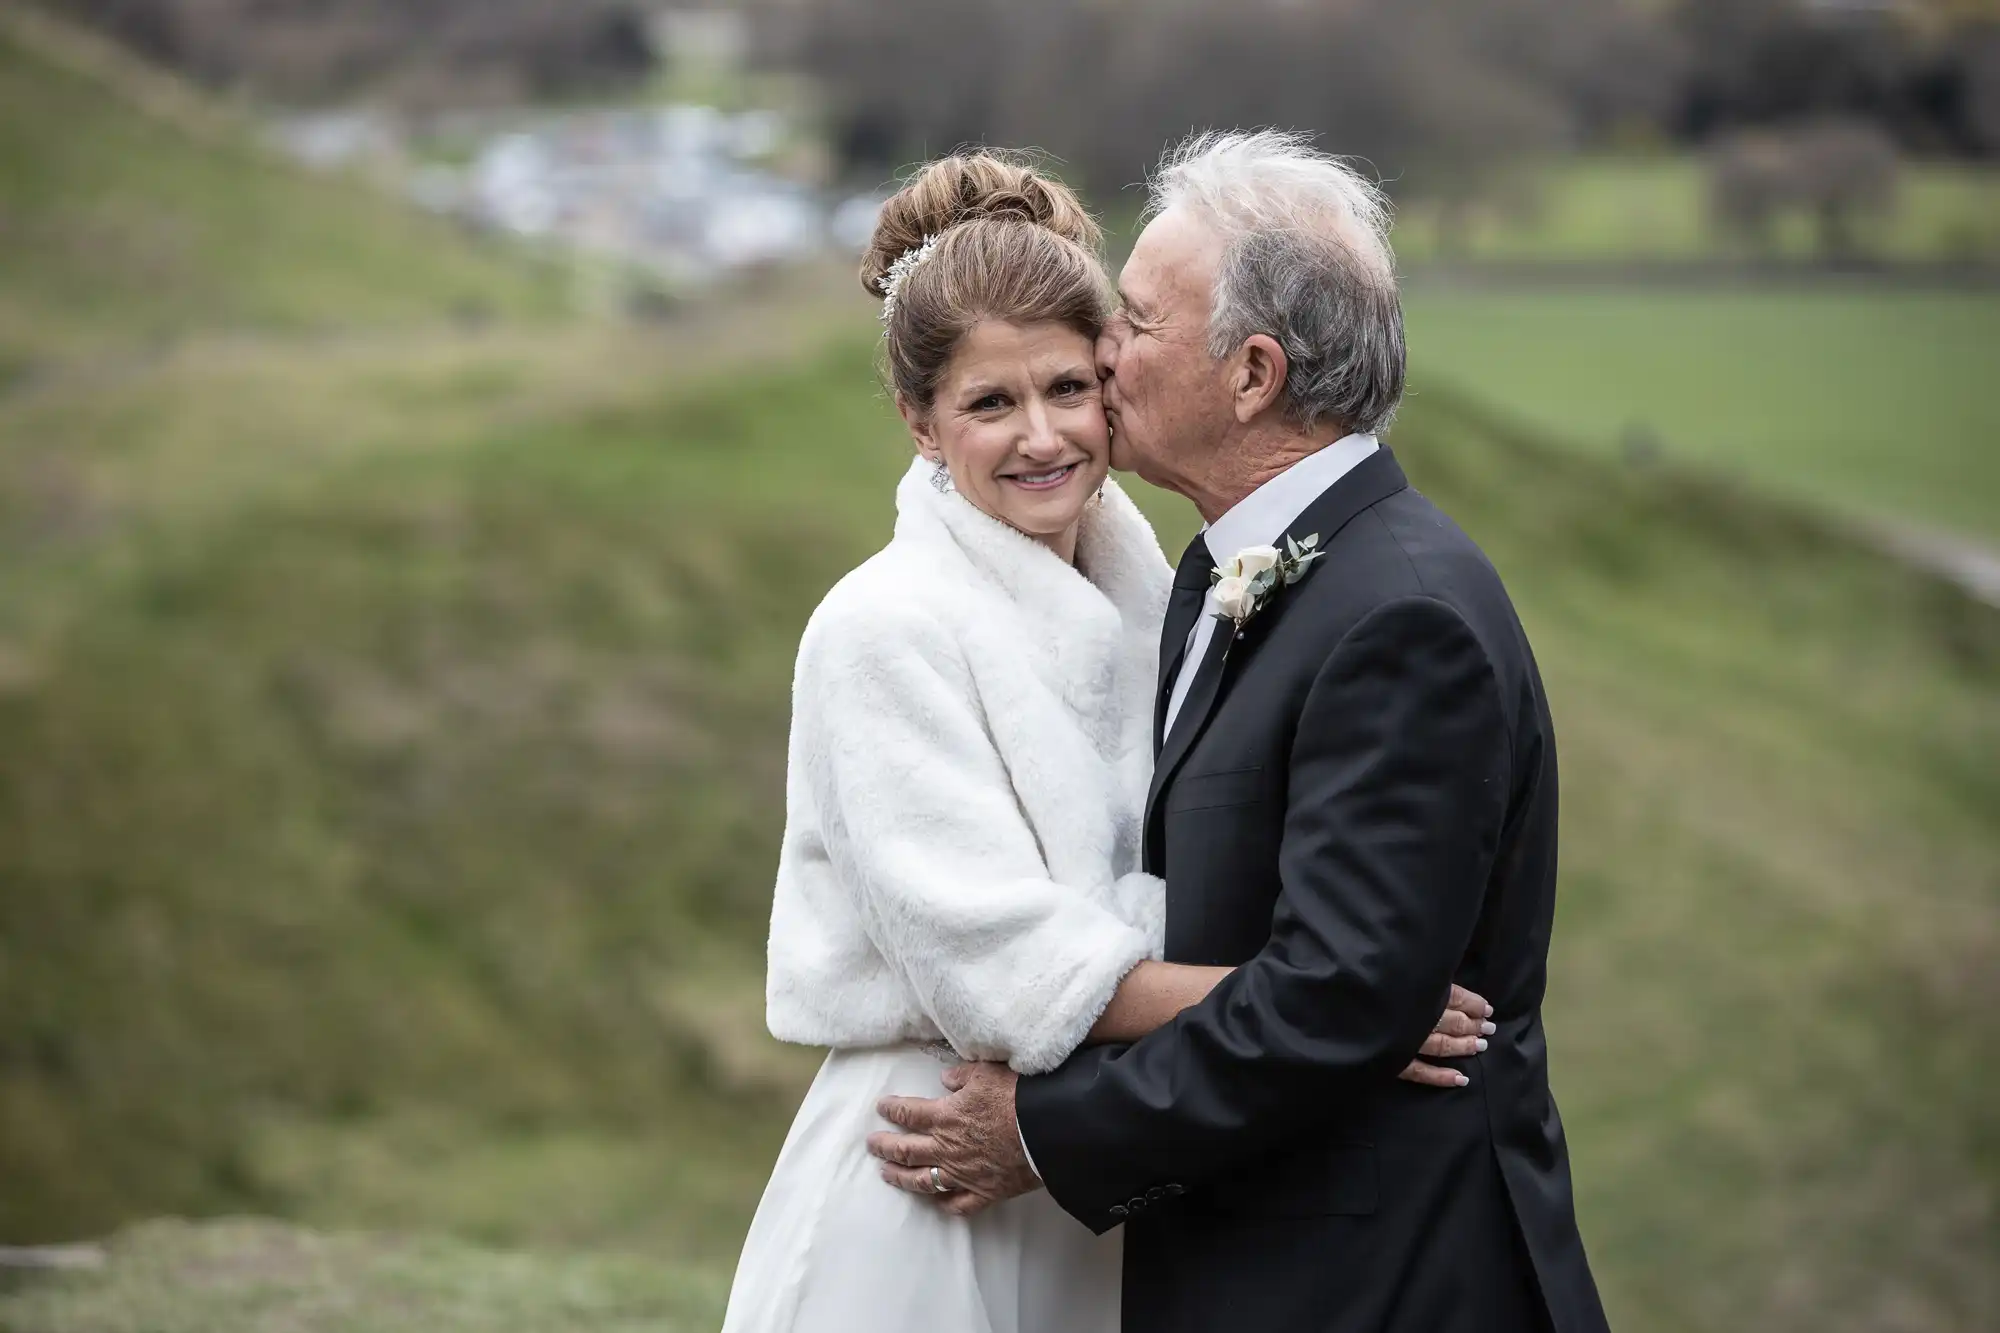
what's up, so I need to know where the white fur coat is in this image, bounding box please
[765,457,1173,1074]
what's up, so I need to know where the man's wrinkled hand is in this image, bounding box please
[867,1061,1041,1217]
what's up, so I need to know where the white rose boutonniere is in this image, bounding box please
[1209,535,1325,630]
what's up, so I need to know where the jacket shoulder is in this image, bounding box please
[1359,489,1536,675]
[1375,486,1497,560]
[1276,487,1512,650]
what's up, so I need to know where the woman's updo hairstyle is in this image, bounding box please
[861,151,1110,412]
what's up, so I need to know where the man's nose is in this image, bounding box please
[1095,329,1120,381]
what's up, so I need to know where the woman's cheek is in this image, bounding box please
[958,419,1006,473]
[1067,402,1112,452]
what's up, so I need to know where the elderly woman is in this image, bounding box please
[717,148,1489,1333]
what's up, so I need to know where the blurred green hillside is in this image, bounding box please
[0,7,568,372]
[1403,285,2000,543]
[2,12,1997,1333]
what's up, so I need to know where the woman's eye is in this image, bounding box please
[971,394,1007,412]
[1052,380,1086,398]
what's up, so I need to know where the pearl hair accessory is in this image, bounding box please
[878,234,941,326]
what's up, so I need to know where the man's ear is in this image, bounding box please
[898,395,942,463]
[1232,334,1289,424]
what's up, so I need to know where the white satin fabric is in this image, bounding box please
[719,1044,1122,1333]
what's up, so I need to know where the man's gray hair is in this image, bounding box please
[1148,130,1406,436]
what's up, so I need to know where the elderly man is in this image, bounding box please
[867,131,1610,1333]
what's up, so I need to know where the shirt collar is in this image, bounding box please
[1202,433,1379,567]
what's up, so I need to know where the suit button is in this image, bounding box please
[1127,1198,1147,1214]
[1108,1205,1128,1218]
[1164,1183,1185,1196]
[1146,1187,1165,1202]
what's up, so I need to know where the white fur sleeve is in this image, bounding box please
[795,608,1153,1075]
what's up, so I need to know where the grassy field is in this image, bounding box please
[1390,153,2000,264]
[1403,285,2000,544]
[4,328,1996,1332]
[2,15,1998,1333]
[0,1219,729,1333]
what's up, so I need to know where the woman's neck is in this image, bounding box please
[1035,523,1082,566]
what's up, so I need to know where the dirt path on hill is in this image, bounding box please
[1866,519,2000,608]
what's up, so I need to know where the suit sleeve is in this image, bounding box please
[1016,595,1512,1230]
[795,607,1156,1075]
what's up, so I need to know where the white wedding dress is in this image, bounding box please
[718,461,1171,1333]
[719,1044,1122,1333]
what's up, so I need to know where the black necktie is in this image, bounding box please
[1155,534,1212,751]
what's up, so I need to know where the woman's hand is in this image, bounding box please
[1397,984,1495,1088]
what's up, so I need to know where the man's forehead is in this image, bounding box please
[1125,208,1219,307]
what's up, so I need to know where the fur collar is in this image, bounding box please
[892,457,1170,724]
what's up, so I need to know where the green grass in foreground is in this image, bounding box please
[1404,285,2000,543]
[0,1219,724,1333]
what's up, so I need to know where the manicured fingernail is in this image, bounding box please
[1454,1073,1470,1087]
[1475,1038,1488,1052]
[1480,1021,1497,1035]
[1482,1003,1494,1018]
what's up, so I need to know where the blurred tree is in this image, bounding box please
[41,0,2000,169]
[767,0,1016,180]
[1672,0,2000,156]
[770,0,1634,208]
[1793,116,1902,256]
[38,0,657,106]
[1710,129,1796,251]
[1709,116,1902,258]
[1959,24,2000,152]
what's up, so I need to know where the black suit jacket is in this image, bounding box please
[1017,449,1609,1333]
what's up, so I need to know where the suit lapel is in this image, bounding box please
[1143,447,1411,860]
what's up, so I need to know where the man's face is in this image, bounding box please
[1097,208,1234,494]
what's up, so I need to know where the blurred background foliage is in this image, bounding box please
[0,2,1996,1331]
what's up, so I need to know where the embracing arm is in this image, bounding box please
[1085,956,1492,1073]
[1087,963,1232,1044]
[1016,596,1513,1230]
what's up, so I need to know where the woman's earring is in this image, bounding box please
[930,460,953,494]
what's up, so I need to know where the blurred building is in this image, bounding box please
[460,105,843,281]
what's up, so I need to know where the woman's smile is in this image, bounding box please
[1005,461,1083,491]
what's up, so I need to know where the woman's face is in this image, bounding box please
[902,319,1110,562]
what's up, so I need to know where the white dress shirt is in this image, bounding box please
[1161,433,1379,740]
